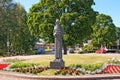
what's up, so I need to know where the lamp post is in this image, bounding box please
[116,29,120,53]
[117,38,119,53]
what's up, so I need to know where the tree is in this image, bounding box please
[27,0,97,54]
[91,14,117,48]
[0,0,36,55]
[0,0,15,53]
[9,3,36,54]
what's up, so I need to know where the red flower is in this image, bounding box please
[69,71,73,75]
[75,71,79,75]
[0,64,9,70]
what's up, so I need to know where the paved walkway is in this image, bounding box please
[0,71,120,80]
[0,54,52,62]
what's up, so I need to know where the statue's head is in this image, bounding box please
[53,19,63,36]
[56,19,60,25]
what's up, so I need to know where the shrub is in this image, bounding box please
[26,50,36,55]
[62,71,66,75]
[76,64,82,68]
[82,45,97,53]
[10,61,38,68]
[82,63,103,71]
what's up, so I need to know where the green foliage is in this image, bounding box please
[55,63,104,75]
[9,3,37,54]
[91,14,117,48]
[10,61,38,68]
[82,45,98,53]
[27,0,97,47]
[76,64,82,68]
[26,50,36,55]
[81,63,103,71]
[71,63,103,71]
[0,0,37,55]
[0,0,15,52]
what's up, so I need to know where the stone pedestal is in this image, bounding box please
[50,60,64,69]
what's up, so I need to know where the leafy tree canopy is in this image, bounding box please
[0,0,36,54]
[91,14,117,48]
[27,0,97,48]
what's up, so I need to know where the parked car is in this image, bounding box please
[36,48,45,54]
[52,48,55,51]
[69,48,74,53]
[96,48,106,54]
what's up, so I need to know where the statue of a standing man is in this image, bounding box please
[50,19,64,69]
[53,19,63,62]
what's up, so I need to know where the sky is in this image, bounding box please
[14,0,120,27]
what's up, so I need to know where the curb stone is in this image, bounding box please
[0,71,120,80]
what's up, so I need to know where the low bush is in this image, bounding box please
[10,61,38,68]
[82,45,97,53]
[26,50,36,55]
[81,63,103,71]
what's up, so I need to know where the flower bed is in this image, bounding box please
[54,58,120,76]
[0,63,9,70]
[55,67,82,75]
[13,66,49,74]
[4,61,49,74]
[54,64,120,76]
[1,58,120,76]
[102,64,120,74]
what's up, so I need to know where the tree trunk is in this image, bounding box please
[63,45,67,55]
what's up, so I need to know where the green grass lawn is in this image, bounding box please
[12,53,119,76]
[23,54,115,67]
